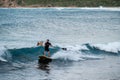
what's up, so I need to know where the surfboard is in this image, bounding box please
[38,55,52,64]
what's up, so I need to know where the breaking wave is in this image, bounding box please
[0,42,119,64]
[84,42,120,54]
[0,46,60,63]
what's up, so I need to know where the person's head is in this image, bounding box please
[47,39,49,42]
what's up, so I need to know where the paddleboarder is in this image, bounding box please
[44,39,52,57]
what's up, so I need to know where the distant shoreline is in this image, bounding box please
[0,0,120,8]
[0,6,120,8]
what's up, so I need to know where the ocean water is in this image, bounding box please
[0,8,120,80]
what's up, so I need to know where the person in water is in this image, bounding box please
[44,39,52,57]
[37,41,43,46]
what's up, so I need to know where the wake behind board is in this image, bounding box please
[38,55,52,64]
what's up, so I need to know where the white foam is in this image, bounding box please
[1,7,119,11]
[81,55,103,60]
[54,7,64,10]
[51,49,102,61]
[91,42,120,53]
[55,44,88,51]
[0,57,7,62]
[52,51,84,61]
[0,47,8,62]
[80,7,120,11]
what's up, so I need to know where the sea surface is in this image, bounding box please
[0,7,120,80]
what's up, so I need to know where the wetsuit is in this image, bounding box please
[44,42,51,52]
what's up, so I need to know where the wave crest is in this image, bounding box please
[84,42,120,54]
[0,46,60,63]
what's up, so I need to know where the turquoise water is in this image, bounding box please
[0,8,120,80]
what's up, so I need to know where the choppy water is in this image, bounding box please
[0,7,120,80]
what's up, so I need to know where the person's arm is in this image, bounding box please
[50,43,52,47]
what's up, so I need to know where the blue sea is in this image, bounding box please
[0,7,120,80]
